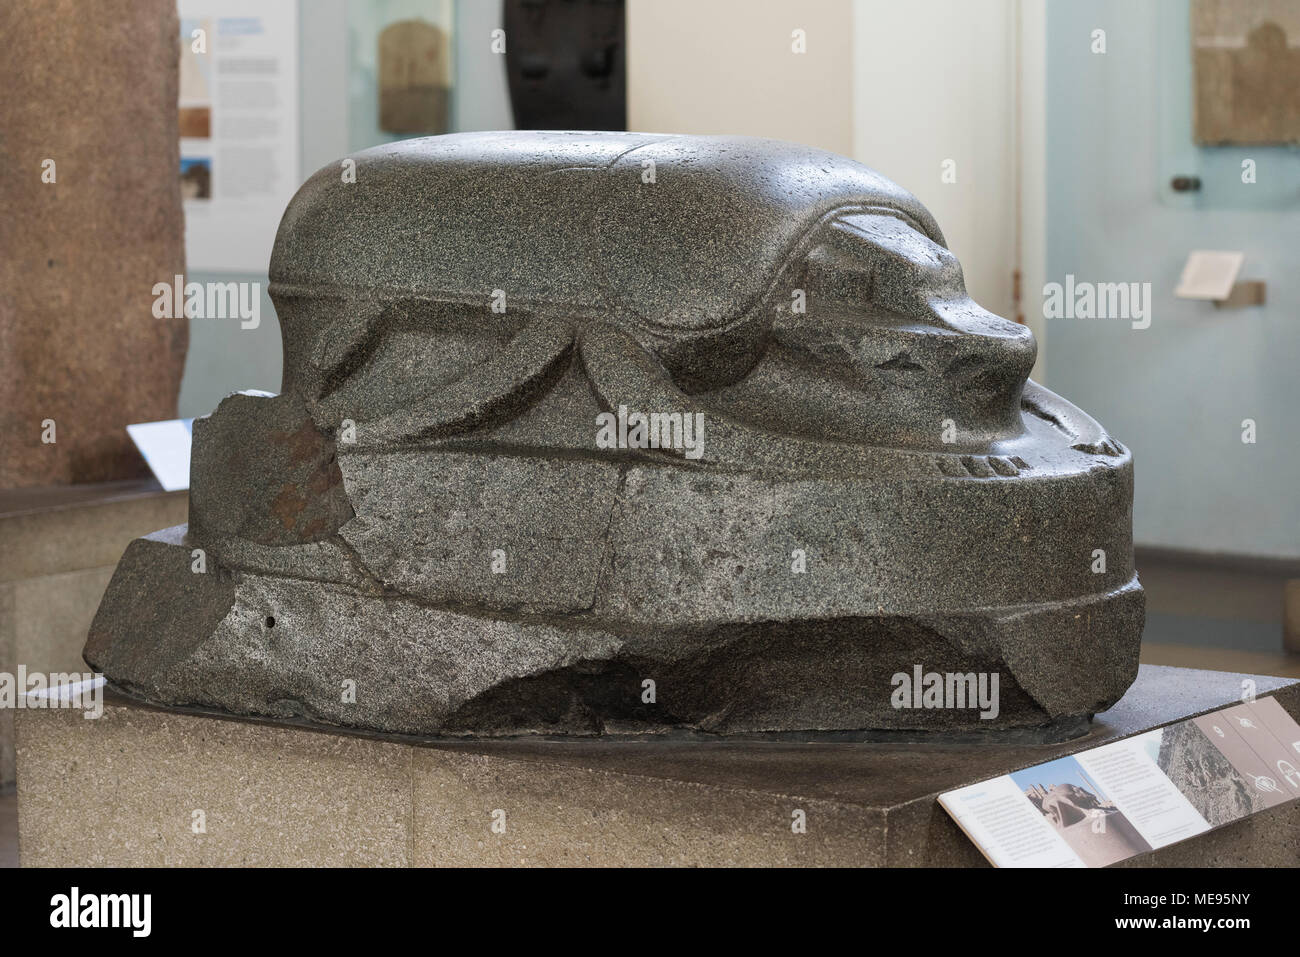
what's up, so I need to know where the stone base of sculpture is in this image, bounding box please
[86,448,1143,737]
[16,667,1298,867]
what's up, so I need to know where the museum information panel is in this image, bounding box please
[941,696,1300,867]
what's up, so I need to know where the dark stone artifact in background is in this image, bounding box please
[85,132,1144,738]
[0,0,188,488]
[504,0,625,130]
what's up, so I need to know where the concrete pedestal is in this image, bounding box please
[14,665,1300,867]
[0,481,188,789]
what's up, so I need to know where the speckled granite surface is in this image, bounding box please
[85,132,1143,737]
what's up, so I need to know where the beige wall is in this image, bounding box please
[852,0,1019,324]
[627,0,854,155]
[627,0,1040,374]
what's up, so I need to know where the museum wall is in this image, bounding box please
[851,0,1022,332]
[628,0,1026,337]
[626,0,854,155]
[1045,0,1300,560]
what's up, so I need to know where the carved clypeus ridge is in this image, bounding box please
[84,132,1144,738]
[934,454,1034,479]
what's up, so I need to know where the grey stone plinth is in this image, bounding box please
[15,665,1299,867]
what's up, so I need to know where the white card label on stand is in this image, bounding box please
[1175,250,1244,300]
[126,419,195,492]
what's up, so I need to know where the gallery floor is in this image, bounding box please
[2,641,1297,869]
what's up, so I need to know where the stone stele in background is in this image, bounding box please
[85,132,1145,739]
[0,0,188,488]
[378,19,451,135]
[1193,0,1300,145]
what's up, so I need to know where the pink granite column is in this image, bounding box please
[0,0,187,487]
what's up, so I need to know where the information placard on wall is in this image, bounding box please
[178,0,300,273]
[940,695,1300,867]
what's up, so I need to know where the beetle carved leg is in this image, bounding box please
[352,316,577,449]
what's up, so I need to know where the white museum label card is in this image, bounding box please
[126,419,195,492]
[939,776,1085,868]
[1175,250,1243,300]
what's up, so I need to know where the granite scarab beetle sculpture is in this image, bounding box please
[86,131,1144,738]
